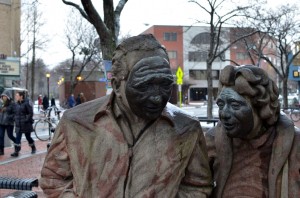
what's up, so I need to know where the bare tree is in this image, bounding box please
[62,0,128,60]
[21,0,48,100]
[189,0,258,118]
[239,3,300,107]
[64,9,102,94]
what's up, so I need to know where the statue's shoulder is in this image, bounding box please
[62,95,110,122]
[164,103,199,122]
[164,103,201,135]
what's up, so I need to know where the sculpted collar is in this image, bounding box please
[232,127,276,149]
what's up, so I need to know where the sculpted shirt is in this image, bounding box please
[40,94,212,197]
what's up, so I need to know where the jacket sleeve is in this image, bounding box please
[177,123,213,197]
[24,102,33,122]
[40,118,76,198]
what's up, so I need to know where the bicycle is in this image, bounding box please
[34,107,59,141]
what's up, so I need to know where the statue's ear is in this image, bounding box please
[111,78,121,98]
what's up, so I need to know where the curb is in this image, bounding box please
[0,151,47,165]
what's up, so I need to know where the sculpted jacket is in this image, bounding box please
[205,114,300,198]
[40,94,212,197]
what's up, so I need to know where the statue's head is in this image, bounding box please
[111,34,174,120]
[216,65,280,139]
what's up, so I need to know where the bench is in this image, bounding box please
[0,177,38,198]
[198,117,219,126]
[3,191,38,198]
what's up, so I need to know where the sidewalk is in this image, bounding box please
[0,139,48,197]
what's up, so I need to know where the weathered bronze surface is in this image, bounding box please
[40,34,212,197]
[206,65,300,197]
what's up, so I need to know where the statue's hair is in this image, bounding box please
[219,65,280,125]
[111,34,168,83]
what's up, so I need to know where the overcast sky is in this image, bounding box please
[34,0,298,69]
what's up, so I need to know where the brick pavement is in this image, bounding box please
[0,139,48,197]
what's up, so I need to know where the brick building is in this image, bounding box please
[0,0,21,88]
[142,25,277,102]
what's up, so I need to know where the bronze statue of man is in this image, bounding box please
[206,65,300,197]
[40,34,212,197]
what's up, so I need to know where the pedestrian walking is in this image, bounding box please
[0,91,17,155]
[79,92,86,104]
[38,95,42,112]
[75,94,81,106]
[42,95,49,110]
[51,97,56,107]
[11,91,36,157]
[68,94,75,108]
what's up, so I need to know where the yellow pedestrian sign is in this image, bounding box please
[176,67,183,85]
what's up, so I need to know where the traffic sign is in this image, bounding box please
[176,67,183,85]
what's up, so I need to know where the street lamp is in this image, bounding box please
[76,75,82,81]
[46,73,50,99]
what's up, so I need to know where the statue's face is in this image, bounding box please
[125,55,173,120]
[216,88,255,138]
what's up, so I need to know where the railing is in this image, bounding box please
[198,117,219,126]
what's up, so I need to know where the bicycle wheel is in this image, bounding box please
[290,109,300,122]
[34,119,57,141]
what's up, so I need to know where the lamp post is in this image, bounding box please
[46,73,51,138]
[46,73,50,99]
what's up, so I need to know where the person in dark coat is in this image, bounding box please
[0,90,17,155]
[51,97,56,107]
[42,95,49,110]
[11,91,36,157]
[75,94,81,106]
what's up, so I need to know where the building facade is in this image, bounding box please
[0,0,21,88]
[142,25,277,102]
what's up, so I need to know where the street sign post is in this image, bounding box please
[176,67,183,107]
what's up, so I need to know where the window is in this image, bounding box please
[167,51,177,59]
[189,70,219,80]
[191,32,210,45]
[188,51,208,62]
[236,52,248,60]
[164,32,177,41]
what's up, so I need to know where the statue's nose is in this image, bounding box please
[150,95,162,104]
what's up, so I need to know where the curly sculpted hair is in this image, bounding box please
[218,65,280,125]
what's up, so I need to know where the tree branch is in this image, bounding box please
[62,0,91,22]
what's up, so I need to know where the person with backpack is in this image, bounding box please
[11,91,36,157]
[0,91,17,155]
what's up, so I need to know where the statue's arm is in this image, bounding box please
[39,119,76,197]
[177,125,213,197]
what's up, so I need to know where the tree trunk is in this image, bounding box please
[282,77,288,108]
[207,61,213,119]
[100,36,116,60]
[31,39,36,101]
